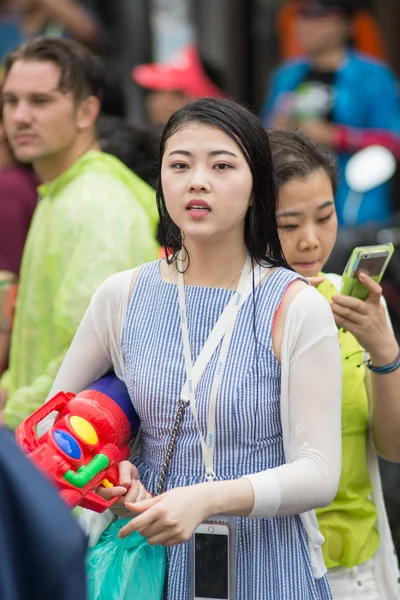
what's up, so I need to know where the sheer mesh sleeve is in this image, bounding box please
[244,286,342,518]
[37,269,135,436]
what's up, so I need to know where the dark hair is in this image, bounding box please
[100,77,127,119]
[306,0,367,18]
[4,36,106,104]
[97,115,161,186]
[156,97,290,269]
[268,128,338,194]
[199,53,226,94]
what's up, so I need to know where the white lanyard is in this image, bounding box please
[177,254,269,481]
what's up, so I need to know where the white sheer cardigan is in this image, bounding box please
[43,266,343,578]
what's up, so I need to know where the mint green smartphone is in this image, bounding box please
[340,243,394,300]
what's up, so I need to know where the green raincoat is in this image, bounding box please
[1,151,159,429]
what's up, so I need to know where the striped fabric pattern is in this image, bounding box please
[121,260,332,599]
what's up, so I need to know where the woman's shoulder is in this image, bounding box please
[272,278,338,363]
[93,268,137,301]
[91,261,160,310]
[268,267,309,294]
[260,266,308,307]
[265,265,307,285]
[283,282,338,335]
[88,262,161,346]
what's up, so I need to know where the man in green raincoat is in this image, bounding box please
[0,37,159,428]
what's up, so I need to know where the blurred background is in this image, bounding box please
[0,0,399,556]
[2,0,399,120]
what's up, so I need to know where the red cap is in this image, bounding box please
[132,45,225,99]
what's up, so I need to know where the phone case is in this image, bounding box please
[188,515,237,600]
[340,243,394,301]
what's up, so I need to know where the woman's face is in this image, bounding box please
[277,169,338,277]
[161,123,253,245]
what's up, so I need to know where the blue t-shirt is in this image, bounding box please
[0,14,64,64]
[262,51,400,226]
[0,426,88,600]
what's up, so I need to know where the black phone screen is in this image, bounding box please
[194,531,229,599]
[352,254,387,278]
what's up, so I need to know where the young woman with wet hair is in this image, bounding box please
[46,99,342,599]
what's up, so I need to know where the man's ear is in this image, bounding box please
[76,95,100,131]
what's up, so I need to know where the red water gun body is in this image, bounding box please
[16,374,139,512]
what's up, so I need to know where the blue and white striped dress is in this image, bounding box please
[121,261,333,600]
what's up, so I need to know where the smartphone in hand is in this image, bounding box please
[340,243,394,301]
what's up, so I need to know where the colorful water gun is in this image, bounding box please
[15,373,139,512]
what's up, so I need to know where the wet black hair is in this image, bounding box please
[268,128,338,194]
[156,97,290,270]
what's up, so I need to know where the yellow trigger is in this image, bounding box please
[101,479,114,488]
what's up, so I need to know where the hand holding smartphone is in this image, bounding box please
[340,243,394,301]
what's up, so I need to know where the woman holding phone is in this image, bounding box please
[270,128,400,599]
[45,99,342,599]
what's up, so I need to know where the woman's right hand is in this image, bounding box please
[97,460,151,517]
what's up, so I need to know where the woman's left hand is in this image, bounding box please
[118,483,211,546]
[331,272,395,357]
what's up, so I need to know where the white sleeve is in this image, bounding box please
[48,268,135,395]
[44,268,137,546]
[37,269,135,436]
[244,286,342,518]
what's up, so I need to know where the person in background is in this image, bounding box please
[277,0,386,61]
[0,84,37,376]
[0,398,87,600]
[97,115,161,187]
[263,0,400,227]
[0,95,36,278]
[270,128,400,599]
[132,44,226,125]
[0,0,102,63]
[97,115,164,245]
[99,78,127,119]
[0,1,129,124]
[0,37,159,429]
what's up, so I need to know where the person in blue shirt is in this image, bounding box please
[0,0,101,65]
[262,0,400,227]
[0,404,87,600]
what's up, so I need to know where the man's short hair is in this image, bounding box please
[3,36,106,104]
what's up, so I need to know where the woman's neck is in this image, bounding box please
[178,238,248,289]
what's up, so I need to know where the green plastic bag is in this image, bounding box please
[86,519,165,600]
